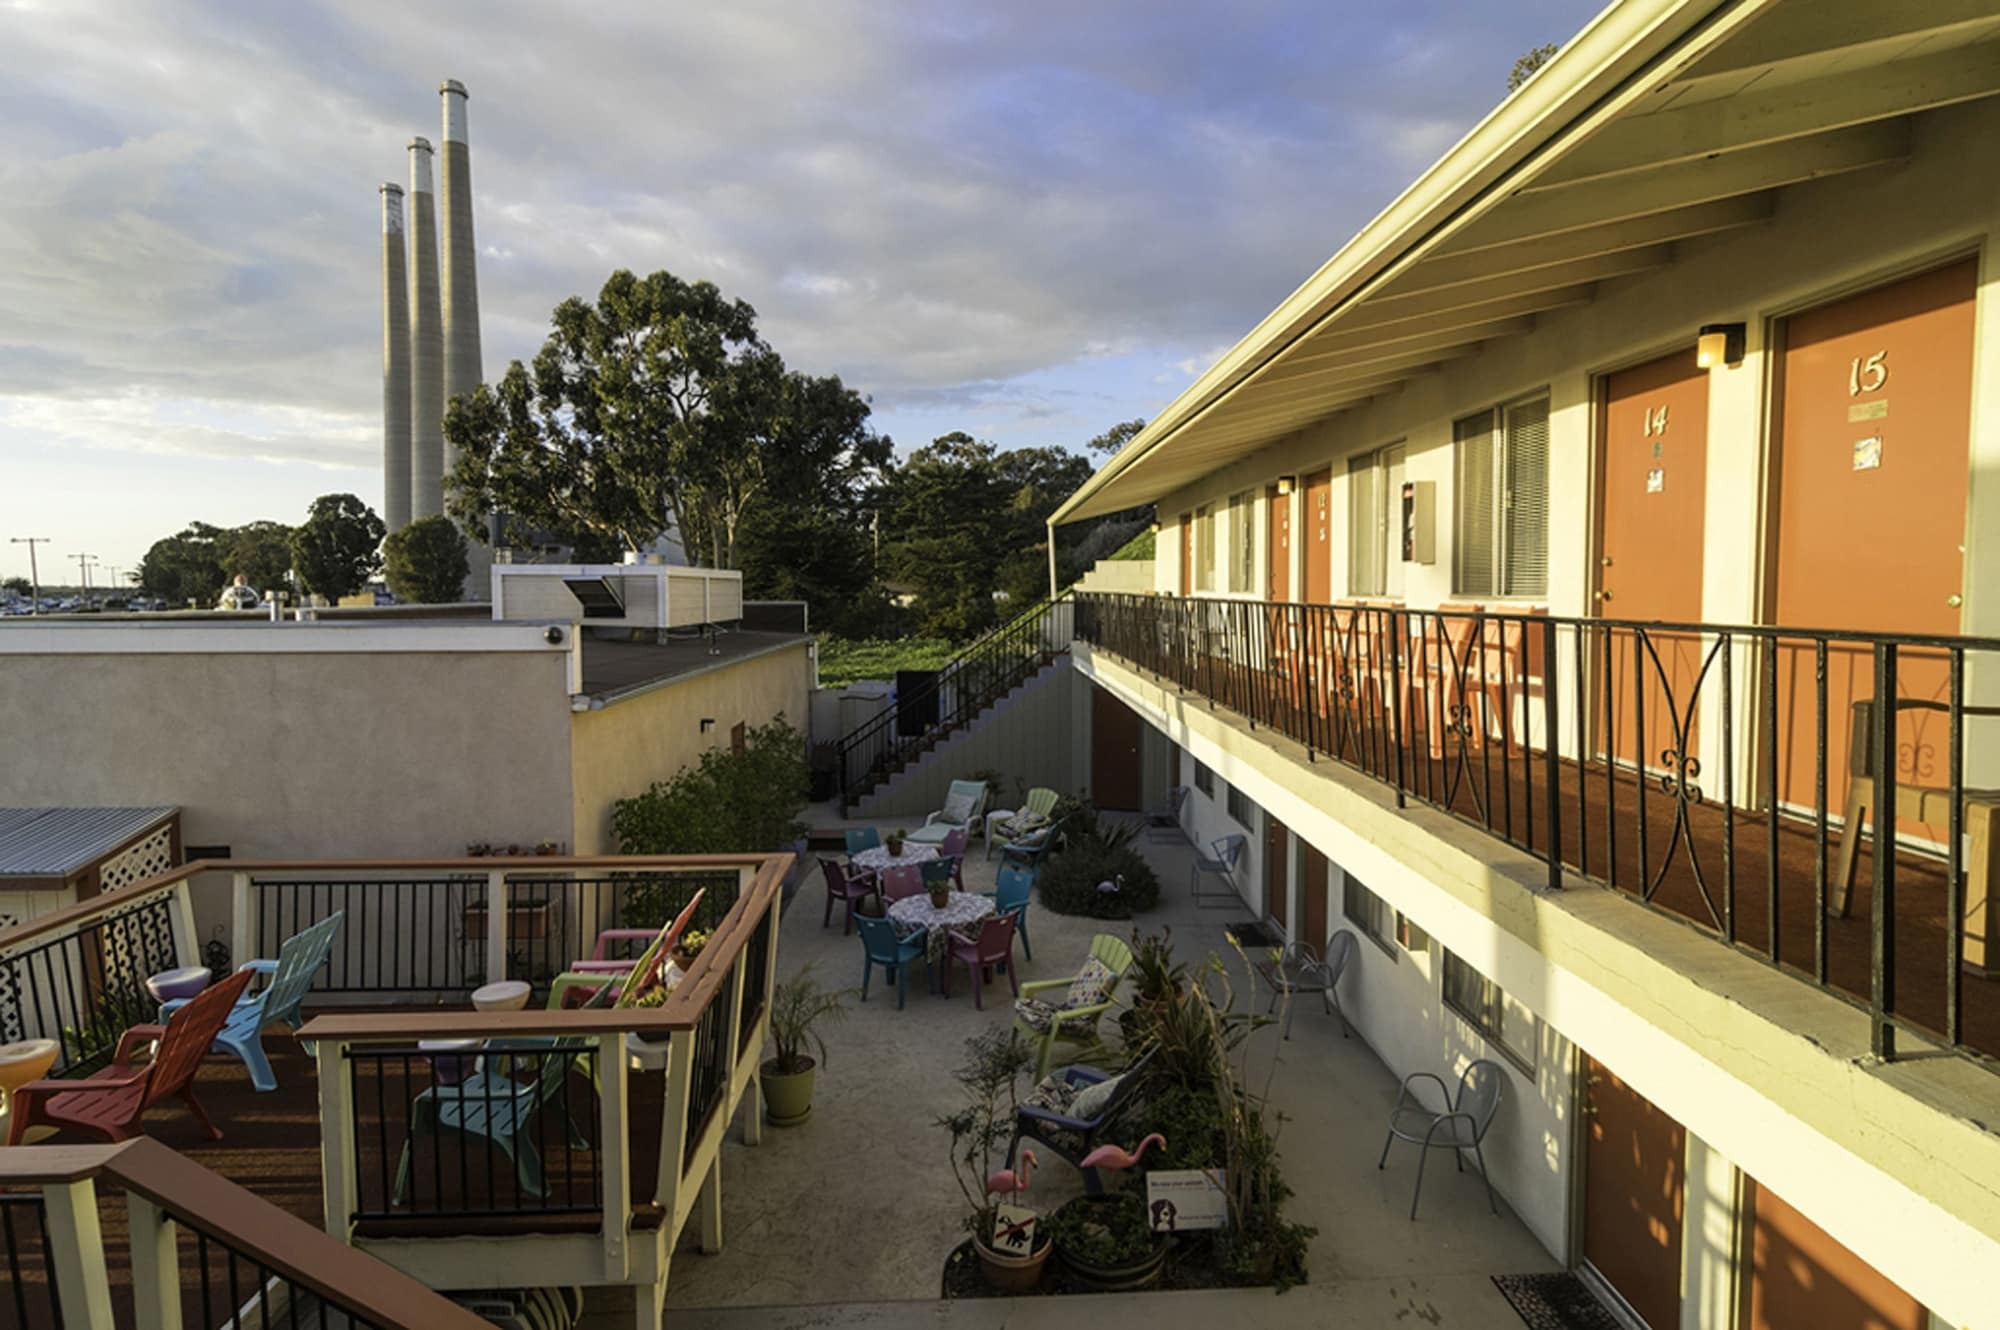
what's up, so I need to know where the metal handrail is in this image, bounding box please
[834,592,1075,810]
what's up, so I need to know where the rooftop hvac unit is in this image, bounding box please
[491,563,743,629]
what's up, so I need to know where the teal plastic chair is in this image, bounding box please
[919,857,955,889]
[845,827,882,856]
[160,910,343,1093]
[392,1036,593,1202]
[856,916,927,1009]
[985,865,1035,962]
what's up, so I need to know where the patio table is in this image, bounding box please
[850,843,940,876]
[887,890,996,964]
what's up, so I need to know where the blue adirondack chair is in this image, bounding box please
[160,910,343,1093]
[856,916,927,1009]
[985,865,1035,962]
[392,1036,594,1202]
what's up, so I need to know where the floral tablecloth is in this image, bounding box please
[850,843,940,875]
[886,890,995,963]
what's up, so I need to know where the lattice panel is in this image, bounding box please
[99,823,176,892]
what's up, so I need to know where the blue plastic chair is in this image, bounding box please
[393,1038,593,1202]
[986,865,1035,962]
[845,827,882,856]
[919,857,955,889]
[856,916,927,1009]
[160,910,343,1093]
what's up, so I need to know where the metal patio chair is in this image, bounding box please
[1255,929,1355,1039]
[1377,1058,1504,1219]
[1191,834,1247,909]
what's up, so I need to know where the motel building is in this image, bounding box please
[1054,3,2000,1328]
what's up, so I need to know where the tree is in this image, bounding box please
[1508,43,1559,92]
[384,515,471,604]
[290,493,385,603]
[2,576,29,596]
[1085,418,1146,457]
[136,522,229,607]
[222,520,294,592]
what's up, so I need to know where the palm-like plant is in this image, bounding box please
[766,963,848,1075]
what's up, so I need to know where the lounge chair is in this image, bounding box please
[907,780,989,846]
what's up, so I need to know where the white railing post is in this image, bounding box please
[127,1194,184,1330]
[485,868,509,988]
[317,1039,358,1240]
[41,1179,116,1330]
[167,880,200,975]
[654,1029,697,1228]
[697,1151,723,1254]
[598,1031,632,1281]
[229,871,254,971]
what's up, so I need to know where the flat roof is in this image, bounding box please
[0,807,177,879]
[577,629,812,706]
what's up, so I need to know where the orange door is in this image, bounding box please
[1299,844,1328,959]
[1582,1056,1685,1330]
[1180,512,1195,596]
[1771,260,1976,818]
[1303,470,1333,604]
[1599,349,1710,774]
[1267,486,1292,602]
[1740,1177,1925,1330]
[1266,815,1290,932]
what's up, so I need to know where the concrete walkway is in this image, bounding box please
[657,821,1555,1325]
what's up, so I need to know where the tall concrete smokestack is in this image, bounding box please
[440,78,492,597]
[407,137,444,520]
[379,183,411,532]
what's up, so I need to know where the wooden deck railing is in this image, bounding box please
[0,1136,490,1329]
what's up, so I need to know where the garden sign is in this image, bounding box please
[1146,1168,1229,1232]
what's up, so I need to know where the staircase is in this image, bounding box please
[834,593,1074,813]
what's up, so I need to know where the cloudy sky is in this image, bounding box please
[0,0,1599,584]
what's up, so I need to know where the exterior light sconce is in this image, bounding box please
[700,717,716,733]
[1696,322,1745,369]
[1275,474,1297,495]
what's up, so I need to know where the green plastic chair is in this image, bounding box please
[1012,933,1135,1078]
[985,787,1060,858]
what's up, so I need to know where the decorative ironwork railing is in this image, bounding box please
[835,593,1075,811]
[1077,591,2000,1065]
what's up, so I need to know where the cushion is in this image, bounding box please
[1014,997,1063,1033]
[1063,957,1116,1010]
[941,790,978,824]
[1025,1071,1082,1114]
[1069,1071,1124,1121]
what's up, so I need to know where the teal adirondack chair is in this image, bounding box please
[393,980,611,1203]
[159,910,343,1093]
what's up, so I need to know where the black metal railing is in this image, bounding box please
[181,1222,395,1330]
[347,1043,603,1222]
[736,903,776,1055]
[1078,591,2000,1066]
[251,869,741,1001]
[835,592,1075,811]
[0,1194,59,1330]
[683,960,737,1167]
[0,889,181,1076]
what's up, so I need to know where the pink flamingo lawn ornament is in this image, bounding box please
[1079,1133,1166,1177]
[986,1147,1037,1200]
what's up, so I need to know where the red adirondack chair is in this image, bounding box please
[7,967,254,1146]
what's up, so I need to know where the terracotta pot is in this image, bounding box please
[760,1057,817,1126]
[929,887,951,909]
[973,1230,1052,1293]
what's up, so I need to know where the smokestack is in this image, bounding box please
[439,78,492,597]
[379,183,411,532]
[407,137,444,520]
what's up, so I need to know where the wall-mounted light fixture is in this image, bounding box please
[699,717,716,733]
[1696,322,1746,370]
[1275,474,1297,496]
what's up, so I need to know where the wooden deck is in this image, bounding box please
[7,1021,660,1329]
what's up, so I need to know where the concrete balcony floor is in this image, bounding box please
[657,821,1556,1327]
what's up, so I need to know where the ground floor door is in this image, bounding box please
[1739,1176,1926,1330]
[1265,816,1290,934]
[1299,843,1328,958]
[1599,348,1709,774]
[1771,259,1976,821]
[1091,685,1144,811]
[1581,1056,1685,1329]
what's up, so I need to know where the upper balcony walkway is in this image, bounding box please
[1077,592,2000,1070]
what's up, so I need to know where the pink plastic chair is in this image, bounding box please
[942,914,1019,1008]
[880,864,926,902]
[820,858,875,935]
[939,828,970,888]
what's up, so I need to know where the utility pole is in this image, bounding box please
[72,552,95,605]
[9,537,48,613]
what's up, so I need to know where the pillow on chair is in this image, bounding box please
[1070,1071,1125,1121]
[941,790,978,824]
[1063,957,1116,1009]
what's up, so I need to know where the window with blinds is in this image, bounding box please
[1347,455,1383,596]
[1195,504,1216,591]
[1453,396,1549,598]
[1229,490,1255,593]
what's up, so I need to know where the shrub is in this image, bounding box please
[1036,798,1160,918]
[384,514,470,603]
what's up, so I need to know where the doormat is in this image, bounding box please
[1491,1273,1624,1330]
[1226,921,1275,948]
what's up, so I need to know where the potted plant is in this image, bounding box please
[1048,1191,1171,1291]
[885,828,907,857]
[939,1029,1051,1291]
[760,963,848,1127]
[672,926,711,970]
